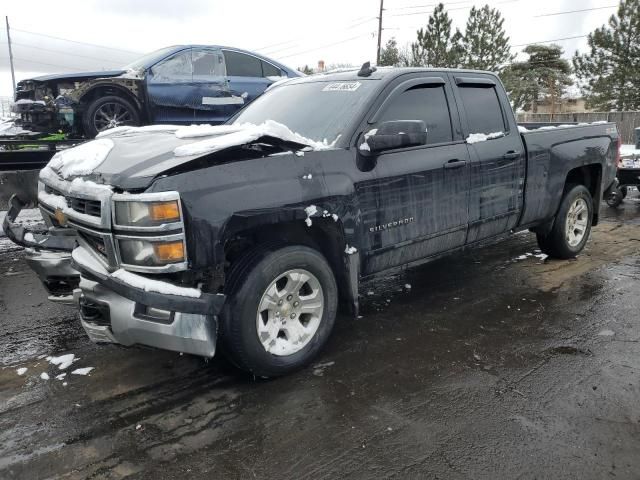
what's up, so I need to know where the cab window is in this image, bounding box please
[377,84,453,145]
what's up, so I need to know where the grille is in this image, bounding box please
[44,184,102,218]
[66,196,102,217]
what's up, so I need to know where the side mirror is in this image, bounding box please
[360,120,427,154]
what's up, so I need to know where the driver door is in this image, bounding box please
[146,47,231,124]
[357,75,470,274]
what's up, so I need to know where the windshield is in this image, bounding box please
[232,80,379,145]
[123,46,181,71]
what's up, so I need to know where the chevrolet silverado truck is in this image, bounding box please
[4,65,619,377]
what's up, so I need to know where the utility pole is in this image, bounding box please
[5,16,16,98]
[376,0,384,65]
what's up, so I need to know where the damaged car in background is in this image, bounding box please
[13,45,300,138]
[4,65,619,377]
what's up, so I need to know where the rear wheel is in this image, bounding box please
[537,184,593,259]
[83,95,140,138]
[221,245,338,377]
[605,187,623,208]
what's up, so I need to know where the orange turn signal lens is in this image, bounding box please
[153,241,185,262]
[148,201,180,222]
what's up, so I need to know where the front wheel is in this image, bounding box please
[221,245,338,377]
[83,95,140,138]
[537,184,593,259]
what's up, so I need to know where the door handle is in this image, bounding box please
[444,159,467,169]
[502,151,521,160]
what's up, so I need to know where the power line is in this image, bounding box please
[0,55,90,72]
[276,32,375,60]
[512,34,589,48]
[534,5,618,18]
[0,27,141,55]
[2,41,127,65]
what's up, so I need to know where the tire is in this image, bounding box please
[221,245,338,377]
[605,187,623,208]
[537,184,593,259]
[83,95,140,138]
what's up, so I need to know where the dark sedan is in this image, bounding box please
[13,45,301,138]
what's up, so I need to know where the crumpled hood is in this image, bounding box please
[44,122,335,191]
[21,70,126,84]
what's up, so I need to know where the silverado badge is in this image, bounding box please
[54,208,68,226]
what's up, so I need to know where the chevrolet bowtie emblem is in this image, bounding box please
[54,208,68,226]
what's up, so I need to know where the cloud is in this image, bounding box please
[87,0,213,19]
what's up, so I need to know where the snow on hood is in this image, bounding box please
[47,138,114,179]
[96,124,183,138]
[173,120,338,157]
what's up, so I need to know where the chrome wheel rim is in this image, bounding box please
[256,269,324,356]
[93,102,134,131]
[565,197,589,247]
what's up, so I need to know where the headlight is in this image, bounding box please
[114,198,181,227]
[118,238,185,266]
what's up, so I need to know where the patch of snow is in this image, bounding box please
[405,283,412,289]
[16,367,27,376]
[111,269,201,298]
[364,128,377,139]
[47,138,114,178]
[38,190,68,211]
[96,124,182,138]
[174,124,245,139]
[534,253,548,260]
[466,131,505,144]
[312,361,335,376]
[173,120,338,157]
[304,205,318,227]
[62,382,68,386]
[359,141,371,151]
[515,255,528,261]
[40,372,50,380]
[69,177,113,194]
[295,150,305,157]
[331,214,339,222]
[598,329,615,336]
[48,353,75,370]
[345,245,358,254]
[56,373,67,380]
[71,367,94,376]
[518,125,529,133]
[302,173,313,180]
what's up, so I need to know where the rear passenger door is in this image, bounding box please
[451,74,525,242]
[222,50,286,113]
[358,75,470,274]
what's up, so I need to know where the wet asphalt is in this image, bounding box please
[1,200,640,480]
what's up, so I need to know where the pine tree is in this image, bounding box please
[461,5,514,72]
[573,0,640,110]
[411,3,463,68]
[379,38,400,67]
[501,44,573,112]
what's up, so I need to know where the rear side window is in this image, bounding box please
[458,85,506,134]
[377,85,453,145]
[224,50,262,77]
[262,61,282,78]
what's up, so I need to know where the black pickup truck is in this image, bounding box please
[4,65,619,377]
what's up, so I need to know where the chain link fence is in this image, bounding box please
[517,112,640,145]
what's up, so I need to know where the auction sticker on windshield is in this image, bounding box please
[323,82,361,92]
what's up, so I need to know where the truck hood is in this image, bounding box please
[44,122,335,191]
[21,70,127,83]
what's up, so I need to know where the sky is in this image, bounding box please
[0,0,618,97]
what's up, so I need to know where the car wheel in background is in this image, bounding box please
[83,95,140,138]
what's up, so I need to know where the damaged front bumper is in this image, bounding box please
[3,194,79,302]
[71,245,224,358]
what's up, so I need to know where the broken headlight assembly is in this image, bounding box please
[112,192,188,271]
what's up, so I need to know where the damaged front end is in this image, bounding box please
[3,194,79,303]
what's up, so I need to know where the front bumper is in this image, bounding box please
[4,194,79,302]
[72,245,224,358]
